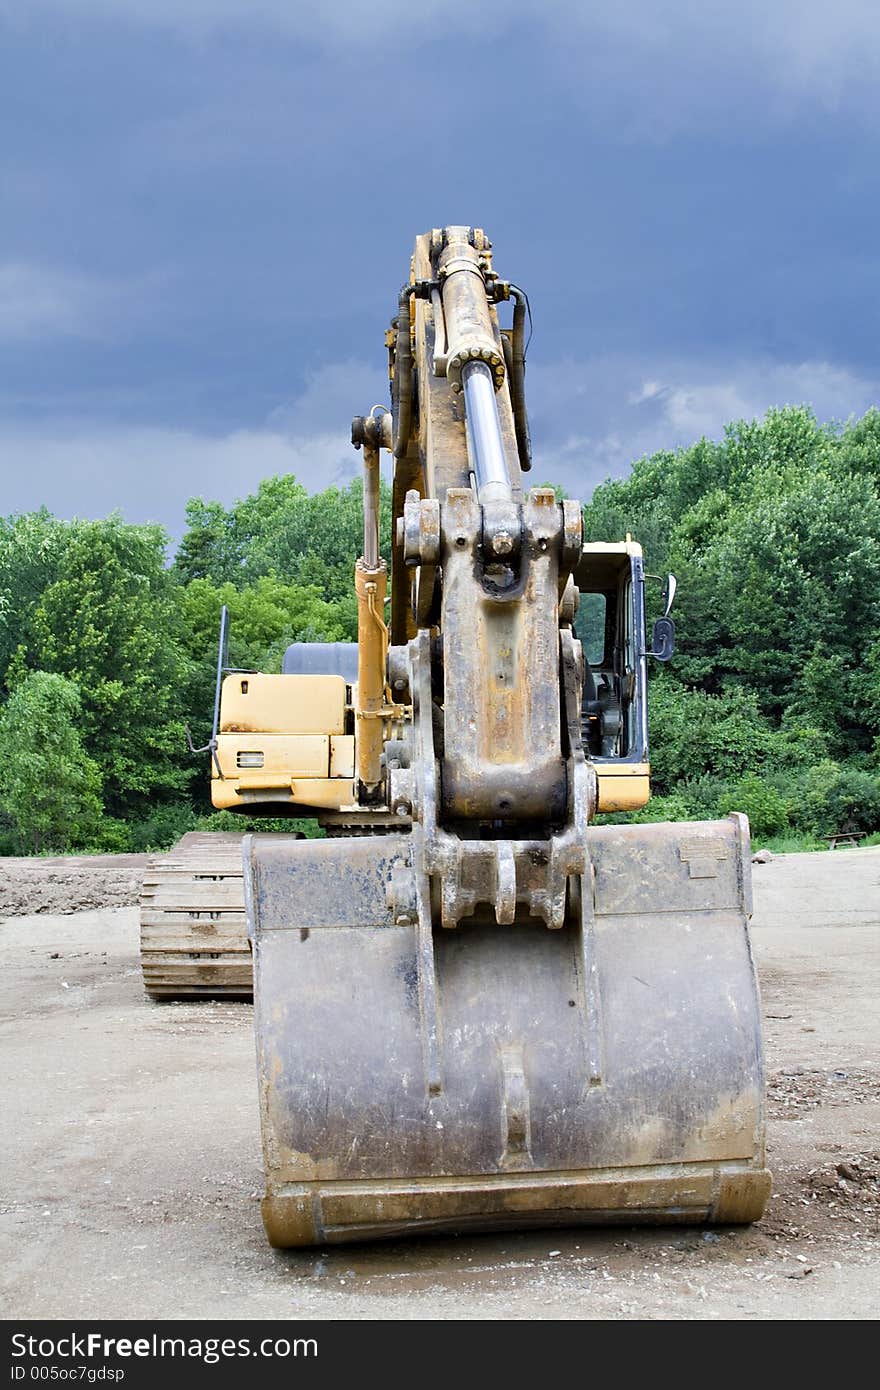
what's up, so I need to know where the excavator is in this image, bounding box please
[140,227,771,1245]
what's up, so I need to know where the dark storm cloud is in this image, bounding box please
[0,1,877,531]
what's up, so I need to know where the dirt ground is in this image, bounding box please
[0,846,878,1321]
[0,854,146,917]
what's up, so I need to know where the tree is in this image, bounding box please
[585,406,880,768]
[174,474,392,603]
[5,517,190,816]
[0,510,68,684]
[171,498,245,585]
[647,678,782,792]
[0,672,102,852]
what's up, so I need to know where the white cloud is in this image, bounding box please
[527,355,879,496]
[0,424,300,535]
[0,354,875,536]
[0,422,358,540]
[268,360,389,437]
[0,361,389,535]
[0,262,166,343]
[0,263,111,342]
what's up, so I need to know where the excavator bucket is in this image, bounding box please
[246,813,770,1247]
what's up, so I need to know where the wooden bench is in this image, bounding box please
[823,831,867,850]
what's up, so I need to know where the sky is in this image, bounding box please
[1,1,879,537]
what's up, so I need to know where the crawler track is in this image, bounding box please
[139,832,251,999]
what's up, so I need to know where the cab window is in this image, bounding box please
[576,593,606,667]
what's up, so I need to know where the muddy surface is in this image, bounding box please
[0,847,877,1320]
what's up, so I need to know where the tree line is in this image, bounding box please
[584,405,880,844]
[1,405,878,854]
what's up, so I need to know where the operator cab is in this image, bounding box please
[572,541,666,813]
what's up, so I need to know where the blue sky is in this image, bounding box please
[1,1,878,535]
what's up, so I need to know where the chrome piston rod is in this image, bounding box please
[462,360,512,503]
[362,442,380,569]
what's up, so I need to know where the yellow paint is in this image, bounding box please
[219,673,347,737]
[215,733,329,783]
[355,559,389,789]
[330,735,355,779]
[596,763,651,812]
[212,772,358,812]
[582,538,643,560]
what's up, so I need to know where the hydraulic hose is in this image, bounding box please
[509,287,532,473]
[392,287,414,459]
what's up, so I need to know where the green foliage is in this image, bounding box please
[0,510,68,681]
[0,672,103,852]
[83,817,134,853]
[0,474,377,852]
[174,474,391,604]
[4,408,880,857]
[584,405,880,845]
[3,517,189,817]
[717,773,791,839]
[194,811,323,838]
[647,678,781,792]
[751,832,828,854]
[180,575,349,666]
[798,760,880,838]
[126,803,198,853]
[625,792,698,824]
[585,406,880,755]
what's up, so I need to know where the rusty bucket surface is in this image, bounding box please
[244,816,770,1247]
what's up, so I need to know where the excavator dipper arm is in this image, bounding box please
[245,226,771,1245]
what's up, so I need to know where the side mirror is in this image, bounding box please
[662,573,677,617]
[649,615,676,662]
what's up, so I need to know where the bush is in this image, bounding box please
[628,792,699,823]
[676,775,733,818]
[0,671,103,852]
[717,772,791,839]
[81,817,133,853]
[0,823,19,856]
[796,760,880,837]
[752,832,827,854]
[648,680,784,792]
[195,810,323,838]
[128,803,198,853]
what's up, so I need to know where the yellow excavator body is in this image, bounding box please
[140,226,771,1241]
